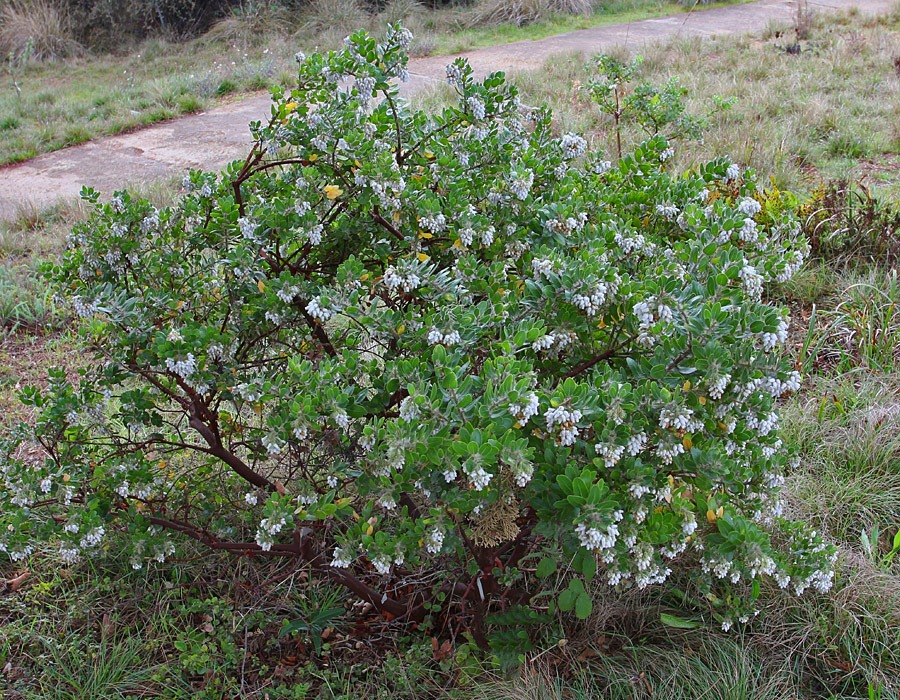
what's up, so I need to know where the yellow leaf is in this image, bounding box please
[360,273,369,282]
[452,238,463,248]
[683,381,692,391]
[392,211,401,222]
[513,421,522,429]
[419,232,433,239]
[285,102,298,112]
[598,320,606,328]
[396,324,405,335]
[682,435,693,450]
[698,396,707,405]
[354,159,362,167]
[417,252,430,262]
[253,404,262,415]
[324,185,343,200]
[706,509,717,524]
[175,300,184,311]
[257,280,266,293]
[716,506,724,518]
[308,153,318,162]
[62,474,70,482]
[424,151,435,160]
[365,524,374,536]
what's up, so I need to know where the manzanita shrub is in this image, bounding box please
[2,26,835,648]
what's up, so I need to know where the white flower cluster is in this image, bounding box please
[594,441,625,467]
[657,440,686,465]
[466,95,486,120]
[255,516,286,551]
[238,217,260,243]
[545,213,588,237]
[508,169,534,200]
[707,373,731,400]
[306,296,333,322]
[659,406,694,431]
[509,392,540,423]
[446,62,463,85]
[746,411,779,437]
[331,546,353,568]
[531,257,556,278]
[575,512,623,551]
[427,328,461,346]
[572,281,614,316]
[737,197,762,217]
[79,526,105,549]
[383,265,421,293]
[560,133,587,159]
[420,212,446,233]
[261,433,285,456]
[591,158,612,175]
[633,297,674,343]
[655,203,679,220]
[165,353,197,380]
[464,460,493,491]
[761,318,789,352]
[424,526,445,554]
[626,431,647,456]
[738,265,763,301]
[544,406,583,446]
[276,284,300,303]
[398,396,420,422]
[72,295,99,318]
[531,331,574,355]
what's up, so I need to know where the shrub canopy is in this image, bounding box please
[1,27,834,641]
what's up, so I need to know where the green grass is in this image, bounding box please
[0,37,292,164]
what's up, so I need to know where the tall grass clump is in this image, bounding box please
[0,0,81,61]
[465,0,593,28]
[297,0,372,40]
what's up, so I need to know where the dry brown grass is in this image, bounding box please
[465,0,594,28]
[0,0,81,61]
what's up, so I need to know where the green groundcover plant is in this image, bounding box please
[1,26,834,644]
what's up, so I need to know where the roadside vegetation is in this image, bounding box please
[1,5,900,700]
[0,0,736,165]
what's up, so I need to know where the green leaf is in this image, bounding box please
[660,613,700,629]
[581,555,597,584]
[558,589,576,612]
[535,557,557,579]
[650,364,667,380]
[574,593,592,620]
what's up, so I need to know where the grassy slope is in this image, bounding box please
[2,7,900,700]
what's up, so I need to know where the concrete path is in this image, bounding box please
[0,0,894,221]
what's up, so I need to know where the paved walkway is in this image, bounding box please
[0,0,893,221]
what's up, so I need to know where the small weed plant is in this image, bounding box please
[1,27,835,652]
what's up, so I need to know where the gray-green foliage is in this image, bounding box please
[1,26,834,648]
